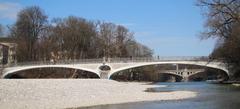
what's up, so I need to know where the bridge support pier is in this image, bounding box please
[182,77,189,82]
[100,71,109,79]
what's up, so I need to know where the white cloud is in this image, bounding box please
[0,2,22,20]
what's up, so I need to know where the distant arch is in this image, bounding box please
[188,69,229,81]
[109,69,184,81]
[160,72,184,78]
[157,72,183,82]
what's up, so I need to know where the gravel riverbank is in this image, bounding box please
[0,79,197,109]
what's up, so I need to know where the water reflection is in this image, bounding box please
[75,82,240,109]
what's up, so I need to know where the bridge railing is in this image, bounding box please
[7,56,210,67]
[8,58,104,67]
[108,56,209,63]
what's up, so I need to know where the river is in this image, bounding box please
[79,82,240,109]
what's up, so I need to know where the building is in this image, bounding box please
[0,37,17,65]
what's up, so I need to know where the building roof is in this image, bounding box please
[0,37,16,43]
[0,37,17,47]
[0,43,16,47]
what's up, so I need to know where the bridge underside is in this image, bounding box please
[4,67,100,79]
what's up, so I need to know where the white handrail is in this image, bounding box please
[8,56,212,67]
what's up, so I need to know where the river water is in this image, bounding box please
[79,82,240,109]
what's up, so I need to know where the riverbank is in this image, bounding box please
[207,80,240,84]
[0,79,197,109]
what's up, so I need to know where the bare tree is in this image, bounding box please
[0,24,3,36]
[197,0,240,39]
[126,40,153,57]
[9,6,48,62]
[7,5,153,63]
[115,25,133,57]
[50,16,97,60]
[197,0,240,78]
[98,22,116,58]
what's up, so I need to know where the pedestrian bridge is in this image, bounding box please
[1,57,229,79]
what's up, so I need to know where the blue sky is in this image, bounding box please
[0,0,216,56]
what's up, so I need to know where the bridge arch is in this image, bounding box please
[109,69,184,81]
[157,72,184,82]
[160,72,183,78]
[108,61,229,79]
[3,65,100,78]
[188,69,229,81]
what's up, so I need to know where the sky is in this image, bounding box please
[0,0,216,56]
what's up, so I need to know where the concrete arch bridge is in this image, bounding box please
[1,57,229,80]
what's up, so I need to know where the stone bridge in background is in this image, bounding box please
[157,69,206,80]
[1,57,229,80]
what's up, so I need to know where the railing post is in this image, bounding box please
[103,57,106,65]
